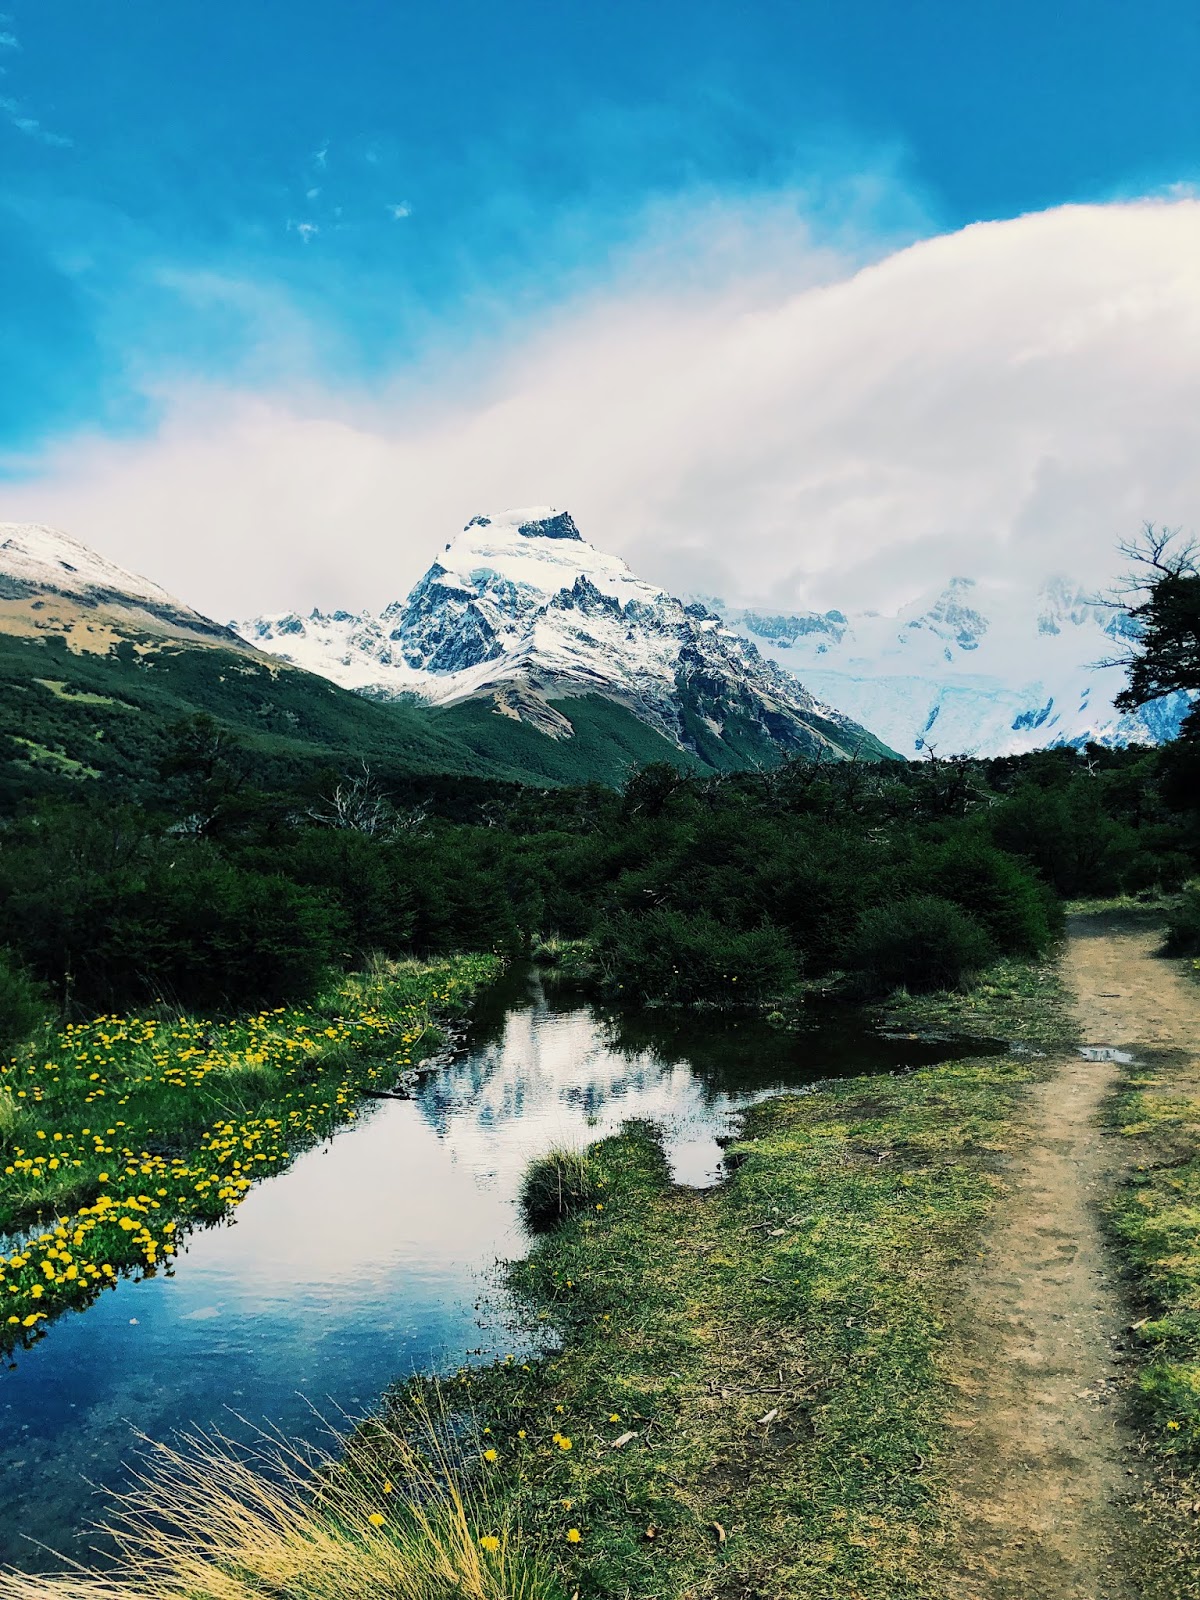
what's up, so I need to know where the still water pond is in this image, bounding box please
[0,968,1001,1567]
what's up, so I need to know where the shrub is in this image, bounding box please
[988,782,1138,898]
[594,909,794,1006]
[519,1145,605,1232]
[848,895,994,995]
[0,947,49,1058]
[923,836,1057,956]
[1163,883,1200,957]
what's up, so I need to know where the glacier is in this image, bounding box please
[718,575,1191,758]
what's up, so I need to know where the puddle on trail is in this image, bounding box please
[0,968,1002,1568]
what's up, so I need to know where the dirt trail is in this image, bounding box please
[947,914,1199,1600]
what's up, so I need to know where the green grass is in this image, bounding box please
[0,953,500,1354]
[1105,1026,1200,1599]
[433,695,702,785]
[880,951,1080,1047]
[375,995,1069,1599]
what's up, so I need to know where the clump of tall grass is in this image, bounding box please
[519,1145,604,1233]
[0,1402,558,1600]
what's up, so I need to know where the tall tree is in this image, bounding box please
[1113,524,1200,740]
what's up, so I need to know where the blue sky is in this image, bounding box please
[3,0,1200,466]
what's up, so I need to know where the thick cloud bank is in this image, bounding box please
[5,198,1200,619]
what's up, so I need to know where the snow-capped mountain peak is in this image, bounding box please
[0,523,180,608]
[236,509,890,763]
[0,522,247,652]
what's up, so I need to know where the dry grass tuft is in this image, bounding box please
[0,1404,558,1600]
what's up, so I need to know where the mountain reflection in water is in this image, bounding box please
[0,966,1001,1568]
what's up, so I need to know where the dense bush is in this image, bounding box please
[922,836,1057,956]
[0,730,1194,1015]
[990,781,1142,898]
[1163,884,1200,957]
[848,895,994,994]
[0,948,49,1057]
[594,909,795,1006]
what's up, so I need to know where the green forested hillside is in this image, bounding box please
[0,632,699,804]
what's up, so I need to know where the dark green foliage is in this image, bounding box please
[989,781,1137,897]
[594,909,795,1005]
[848,895,994,994]
[0,613,1195,1017]
[1163,884,1200,956]
[1114,526,1200,740]
[518,1145,608,1232]
[0,948,49,1057]
[921,836,1057,955]
[0,815,340,1011]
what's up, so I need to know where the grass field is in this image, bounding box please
[356,962,1077,1600]
[1104,958,1200,1598]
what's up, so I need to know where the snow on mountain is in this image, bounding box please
[0,522,245,650]
[236,507,890,762]
[720,575,1191,758]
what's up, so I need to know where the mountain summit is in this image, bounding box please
[237,507,893,766]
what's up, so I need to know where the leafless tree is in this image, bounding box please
[305,763,428,837]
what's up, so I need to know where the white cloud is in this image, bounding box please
[5,198,1200,623]
[0,91,70,146]
[388,201,411,219]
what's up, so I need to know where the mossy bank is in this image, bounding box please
[376,962,1075,1599]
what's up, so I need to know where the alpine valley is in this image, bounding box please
[1,510,1190,808]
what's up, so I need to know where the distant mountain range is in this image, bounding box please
[0,521,250,655]
[0,515,886,801]
[0,514,1188,804]
[234,506,892,765]
[716,575,1191,757]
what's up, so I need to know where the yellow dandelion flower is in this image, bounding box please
[367,1512,386,1527]
[480,1534,500,1553]
[566,1528,581,1543]
[483,1448,498,1463]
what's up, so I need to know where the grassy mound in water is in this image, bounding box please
[519,1145,611,1232]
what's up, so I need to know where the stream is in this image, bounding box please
[0,966,1002,1568]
